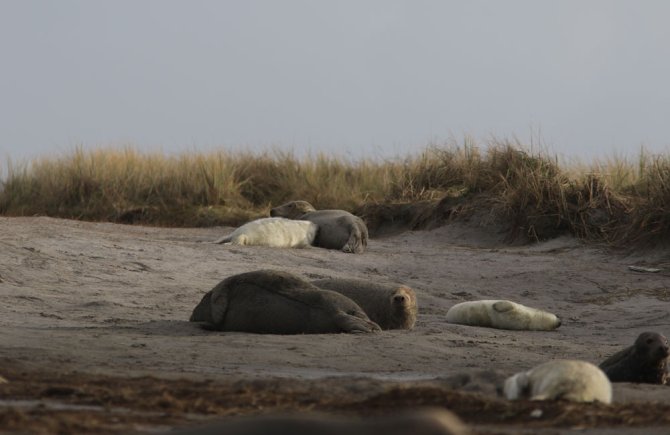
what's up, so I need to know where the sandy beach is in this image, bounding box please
[1,216,669,434]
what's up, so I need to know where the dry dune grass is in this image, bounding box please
[1,139,669,245]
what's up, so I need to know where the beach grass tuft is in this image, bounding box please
[1,140,668,246]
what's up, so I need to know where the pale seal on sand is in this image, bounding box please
[599,331,669,384]
[189,270,381,334]
[270,200,368,254]
[311,277,418,330]
[169,408,471,435]
[503,360,612,404]
[213,217,317,248]
[445,300,561,331]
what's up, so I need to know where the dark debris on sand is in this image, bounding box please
[1,366,670,434]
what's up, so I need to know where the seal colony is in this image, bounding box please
[311,277,418,330]
[445,300,561,331]
[213,217,318,248]
[503,360,612,404]
[270,200,369,254]
[599,331,669,384]
[189,207,665,409]
[189,270,381,334]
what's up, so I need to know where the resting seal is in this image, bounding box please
[270,200,368,254]
[445,300,561,331]
[189,270,381,334]
[311,277,417,330]
[503,360,612,404]
[169,408,470,435]
[599,331,669,384]
[213,217,317,248]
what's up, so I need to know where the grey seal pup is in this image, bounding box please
[599,331,669,384]
[213,217,317,248]
[445,300,561,331]
[190,270,381,334]
[311,277,418,330]
[270,200,368,254]
[503,360,612,404]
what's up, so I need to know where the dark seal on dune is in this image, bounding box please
[189,270,381,334]
[599,331,669,384]
[311,277,418,330]
[270,200,369,254]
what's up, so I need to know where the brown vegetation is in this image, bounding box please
[1,139,668,245]
[2,366,670,434]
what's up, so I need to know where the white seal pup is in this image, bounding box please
[270,200,368,254]
[445,300,561,331]
[213,217,317,248]
[311,277,418,330]
[503,360,612,404]
[189,270,381,334]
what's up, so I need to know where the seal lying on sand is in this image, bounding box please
[213,217,317,248]
[270,200,368,254]
[189,270,381,334]
[599,331,669,384]
[311,277,418,330]
[503,360,612,404]
[169,408,471,435]
[445,300,561,331]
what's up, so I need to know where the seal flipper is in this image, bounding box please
[209,285,229,325]
[493,301,515,313]
[342,233,362,253]
[213,234,233,244]
[341,220,366,254]
[505,372,530,400]
[336,313,381,333]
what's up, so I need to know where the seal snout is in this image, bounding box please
[393,294,407,304]
[556,317,562,327]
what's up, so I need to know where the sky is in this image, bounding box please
[1,0,670,165]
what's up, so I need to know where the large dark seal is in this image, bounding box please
[189,270,381,334]
[311,277,418,330]
[599,331,669,384]
[169,408,471,435]
[270,200,369,254]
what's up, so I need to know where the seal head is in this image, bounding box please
[311,277,418,330]
[600,331,669,384]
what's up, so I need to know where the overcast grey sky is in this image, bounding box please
[1,0,669,163]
